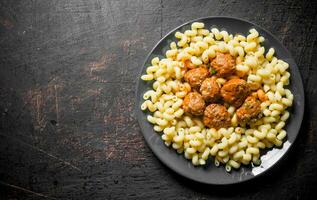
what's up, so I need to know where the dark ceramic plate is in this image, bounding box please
[135,16,304,185]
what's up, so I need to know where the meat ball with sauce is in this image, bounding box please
[184,67,210,89]
[236,95,261,123]
[211,52,236,77]
[203,104,231,129]
[199,77,220,103]
[220,78,250,108]
[183,92,206,116]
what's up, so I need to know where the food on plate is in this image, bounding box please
[184,67,210,89]
[236,95,261,123]
[183,92,206,116]
[203,104,231,129]
[220,78,250,107]
[211,52,236,77]
[140,22,293,171]
[200,77,220,103]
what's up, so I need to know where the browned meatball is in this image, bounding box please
[220,79,250,107]
[211,52,236,77]
[236,96,261,123]
[184,67,210,89]
[203,104,231,129]
[183,92,206,116]
[200,77,220,103]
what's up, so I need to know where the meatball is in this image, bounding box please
[211,52,236,77]
[183,92,206,116]
[200,77,220,103]
[220,78,250,107]
[184,67,210,89]
[203,104,231,129]
[236,96,261,123]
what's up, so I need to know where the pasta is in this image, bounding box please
[140,22,293,171]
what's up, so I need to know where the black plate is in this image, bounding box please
[135,16,304,185]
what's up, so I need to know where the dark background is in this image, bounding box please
[0,0,316,199]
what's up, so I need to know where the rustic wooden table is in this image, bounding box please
[0,0,316,199]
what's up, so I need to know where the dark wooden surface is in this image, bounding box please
[0,0,316,199]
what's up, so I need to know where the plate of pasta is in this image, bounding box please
[135,17,304,184]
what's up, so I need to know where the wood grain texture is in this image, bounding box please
[0,0,316,199]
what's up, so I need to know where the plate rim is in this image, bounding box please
[134,16,305,185]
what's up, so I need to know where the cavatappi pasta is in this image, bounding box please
[140,22,293,171]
